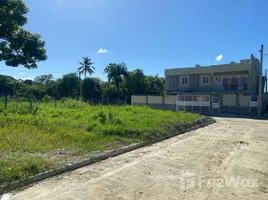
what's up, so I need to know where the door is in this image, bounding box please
[212,96,220,115]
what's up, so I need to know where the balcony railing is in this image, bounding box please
[214,84,248,91]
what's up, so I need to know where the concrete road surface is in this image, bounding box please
[10,118,268,200]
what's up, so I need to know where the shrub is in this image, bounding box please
[42,95,53,103]
[0,156,51,183]
[59,98,89,109]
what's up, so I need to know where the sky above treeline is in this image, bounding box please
[1,0,267,80]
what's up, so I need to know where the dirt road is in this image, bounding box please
[10,117,268,200]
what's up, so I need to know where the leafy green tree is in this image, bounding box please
[0,75,16,109]
[82,78,101,100]
[100,82,117,97]
[58,73,79,98]
[125,69,146,96]
[23,79,33,86]
[34,74,53,85]
[104,63,128,96]
[0,75,16,96]
[23,84,45,100]
[45,79,61,100]
[145,75,165,95]
[0,0,47,69]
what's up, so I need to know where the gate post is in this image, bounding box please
[162,95,165,110]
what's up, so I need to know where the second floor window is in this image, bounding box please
[217,75,248,91]
[201,76,209,85]
[181,76,189,85]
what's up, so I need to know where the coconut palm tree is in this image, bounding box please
[77,57,95,79]
[104,63,128,96]
[77,57,95,99]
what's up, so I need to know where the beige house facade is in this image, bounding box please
[165,54,262,115]
[132,54,266,116]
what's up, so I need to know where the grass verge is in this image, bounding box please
[0,99,201,185]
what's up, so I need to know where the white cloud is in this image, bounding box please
[21,77,33,81]
[98,48,109,54]
[19,72,26,75]
[13,76,33,81]
[215,55,223,62]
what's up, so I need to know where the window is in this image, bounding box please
[181,76,189,85]
[201,76,209,85]
[178,96,184,101]
[213,97,220,103]
[219,75,248,91]
[222,77,230,90]
[251,96,257,101]
[239,77,248,90]
[185,96,192,101]
[199,96,210,102]
[231,77,239,90]
[214,77,221,90]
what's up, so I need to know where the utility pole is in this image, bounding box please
[265,69,267,94]
[258,45,264,117]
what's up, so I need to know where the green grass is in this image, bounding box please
[0,99,200,185]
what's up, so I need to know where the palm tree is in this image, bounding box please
[77,57,95,99]
[77,57,95,79]
[104,63,128,96]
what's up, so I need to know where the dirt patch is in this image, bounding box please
[104,139,127,150]
[236,141,249,145]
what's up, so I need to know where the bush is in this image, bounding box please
[0,156,51,183]
[59,98,89,109]
[42,95,53,103]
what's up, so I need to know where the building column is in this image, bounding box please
[236,93,240,115]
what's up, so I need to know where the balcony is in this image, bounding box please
[166,75,250,93]
[214,76,249,91]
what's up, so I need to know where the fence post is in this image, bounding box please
[4,92,8,110]
[162,95,165,110]
[29,95,33,113]
[16,95,19,112]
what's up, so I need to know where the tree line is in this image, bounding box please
[0,57,165,103]
[0,1,164,103]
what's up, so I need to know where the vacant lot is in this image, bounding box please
[0,99,200,185]
[10,117,268,200]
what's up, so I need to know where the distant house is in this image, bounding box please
[132,54,266,116]
[165,54,262,115]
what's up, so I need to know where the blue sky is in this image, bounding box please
[1,0,268,80]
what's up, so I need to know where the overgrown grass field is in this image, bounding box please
[0,99,200,185]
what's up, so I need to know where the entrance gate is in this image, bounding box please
[176,95,210,114]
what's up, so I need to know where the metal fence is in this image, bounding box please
[89,96,128,105]
[0,95,129,112]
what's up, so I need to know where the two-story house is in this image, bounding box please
[165,54,261,115]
